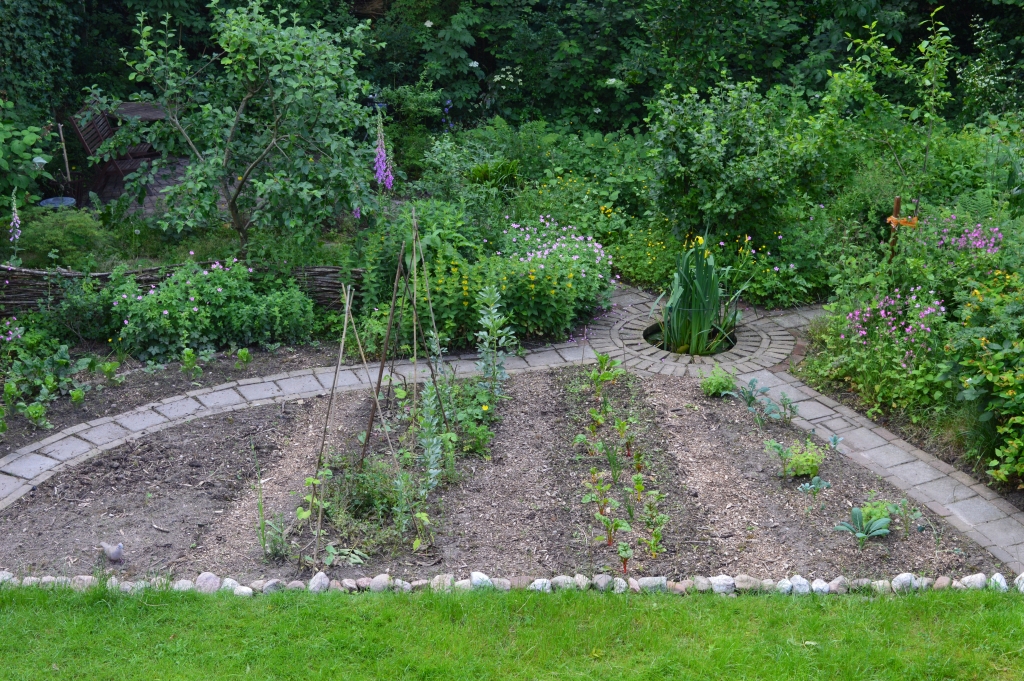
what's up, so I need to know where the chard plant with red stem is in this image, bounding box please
[582,467,617,516]
[614,417,636,457]
[589,353,624,402]
[596,512,630,546]
[617,542,633,574]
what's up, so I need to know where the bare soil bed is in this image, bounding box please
[0,369,999,584]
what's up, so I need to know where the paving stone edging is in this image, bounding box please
[2,285,1023,575]
[1,568,1021,598]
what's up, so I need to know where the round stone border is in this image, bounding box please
[582,289,796,377]
[1,569,1018,597]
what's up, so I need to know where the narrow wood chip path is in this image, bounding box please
[2,285,1022,574]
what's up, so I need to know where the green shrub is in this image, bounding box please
[14,208,112,270]
[605,222,681,291]
[107,261,314,361]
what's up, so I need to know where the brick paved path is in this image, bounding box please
[2,285,1022,574]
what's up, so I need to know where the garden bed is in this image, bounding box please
[0,369,999,583]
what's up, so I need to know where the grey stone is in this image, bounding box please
[262,579,284,594]
[638,576,667,592]
[430,574,454,592]
[1015,573,1024,594]
[678,579,695,594]
[509,576,535,589]
[72,575,98,591]
[195,572,221,594]
[790,575,810,595]
[286,580,306,591]
[592,574,613,591]
[329,580,344,592]
[628,578,641,593]
[129,581,148,593]
[470,571,493,589]
[891,573,918,594]
[989,573,1009,592]
[810,579,830,595]
[250,580,267,592]
[172,579,194,592]
[410,579,430,591]
[693,576,712,592]
[872,580,892,594]
[355,577,372,591]
[776,579,793,594]
[309,572,329,593]
[850,578,873,591]
[393,579,412,593]
[828,576,848,595]
[20,576,40,587]
[492,578,511,592]
[612,578,628,594]
[453,579,472,591]
[961,573,987,590]
[918,578,935,591]
[39,576,56,589]
[221,578,240,592]
[119,582,135,593]
[734,574,760,592]
[54,576,72,589]
[574,574,591,591]
[105,577,119,590]
[550,575,575,590]
[150,577,170,590]
[761,579,776,592]
[667,581,686,595]
[369,574,392,592]
[528,578,552,592]
[709,575,735,594]
[342,578,359,592]
[234,586,254,597]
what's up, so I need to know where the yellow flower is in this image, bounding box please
[482,405,488,411]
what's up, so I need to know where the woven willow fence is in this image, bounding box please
[0,263,361,311]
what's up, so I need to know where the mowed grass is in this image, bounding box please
[2,587,1024,680]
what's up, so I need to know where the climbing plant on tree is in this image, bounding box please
[121,0,376,250]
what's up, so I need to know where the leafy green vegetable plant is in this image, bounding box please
[617,542,633,574]
[835,507,891,549]
[235,347,252,369]
[886,498,923,538]
[596,512,631,546]
[701,365,736,397]
[613,417,636,458]
[180,349,202,381]
[589,353,624,402]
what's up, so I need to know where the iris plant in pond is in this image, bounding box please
[650,240,749,355]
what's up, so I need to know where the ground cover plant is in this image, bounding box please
[4,588,1024,680]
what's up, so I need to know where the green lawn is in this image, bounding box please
[2,588,1023,680]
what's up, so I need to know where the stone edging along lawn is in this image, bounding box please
[2,567,1023,598]
[2,284,1024,576]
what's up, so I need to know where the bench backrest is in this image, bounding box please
[70,108,116,156]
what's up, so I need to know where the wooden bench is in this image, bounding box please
[68,105,160,192]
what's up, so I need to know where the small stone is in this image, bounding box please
[40,576,56,589]
[628,578,640,593]
[528,579,551,592]
[666,581,684,595]
[250,580,267,592]
[172,579,194,592]
[393,579,412,593]
[1015,573,1024,593]
[453,579,472,591]
[638,576,667,592]
[0,571,14,585]
[733,574,760,592]
[342,578,359,592]
[72,575,98,591]
[891,573,918,594]
[761,579,776,592]
[678,579,695,594]
[470,572,493,589]
[509,576,535,589]
[989,573,1009,592]
[355,577,372,591]
[21,577,40,588]
[811,579,830,595]
[410,580,430,591]
[961,573,987,590]
[790,576,810,595]
[221,578,240,592]
[693,576,712,592]
[150,577,169,590]
[776,579,793,595]
[329,580,344,592]
[132,580,148,592]
[592,574,613,591]
[850,578,872,591]
[492,578,511,592]
[918,578,934,591]
[709,575,735,594]
[871,580,891,595]
[828,576,849,595]
[262,579,284,594]
[430,574,454,592]
[369,574,392,592]
[933,576,951,591]
[309,572,330,593]
[286,580,306,591]
[195,572,221,594]
[550,575,575,590]
[234,586,254,597]
[105,577,119,591]
[612,578,628,594]
[54,576,72,589]
[952,580,966,590]
[574,574,591,591]
[119,581,135,593]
